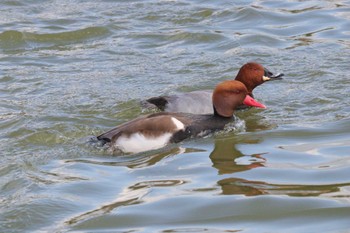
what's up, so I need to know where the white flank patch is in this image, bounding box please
[171,117,185,130]
[115,132,172,154]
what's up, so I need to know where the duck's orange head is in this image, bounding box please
[212,80,266,117]
[235,62,283,96]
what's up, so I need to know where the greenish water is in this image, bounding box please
[1,0,350,232]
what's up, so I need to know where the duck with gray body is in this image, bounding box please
[144,62,283,114]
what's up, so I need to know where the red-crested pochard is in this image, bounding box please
[97,80,266,154]
[144,62,283,114]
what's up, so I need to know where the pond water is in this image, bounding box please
[1,0,350,232]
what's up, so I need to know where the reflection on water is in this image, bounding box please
[216,119,350,198]
[66,178,187,226]
[218,177,350,197]
[210,135,265,175]
[72,146,206,169]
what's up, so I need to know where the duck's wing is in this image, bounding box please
[96,112,187,143]
[96,115,147,142]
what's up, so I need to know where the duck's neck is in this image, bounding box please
[213,106,234,119]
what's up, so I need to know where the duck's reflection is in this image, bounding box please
[209,135,265,175]
[76,145,205,169]
[218,177,266,196]
[217,176,347,197]
[209,134,268,196]
[209,134,349,197]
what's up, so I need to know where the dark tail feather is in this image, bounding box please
[96,136,111,146]
[84,135,110,147]
[144,96,169,111]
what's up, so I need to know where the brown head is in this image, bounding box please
[212,80,266,117]
[235,62,283,96]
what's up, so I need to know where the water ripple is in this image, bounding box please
[0,26,110,51]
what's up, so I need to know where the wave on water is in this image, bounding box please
[0,26,110,51]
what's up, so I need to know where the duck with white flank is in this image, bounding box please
[144,62,283,114]
[97,80,266,154]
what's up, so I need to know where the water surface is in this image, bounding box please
[1,0,350,232]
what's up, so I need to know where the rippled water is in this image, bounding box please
[1,0,350,232]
